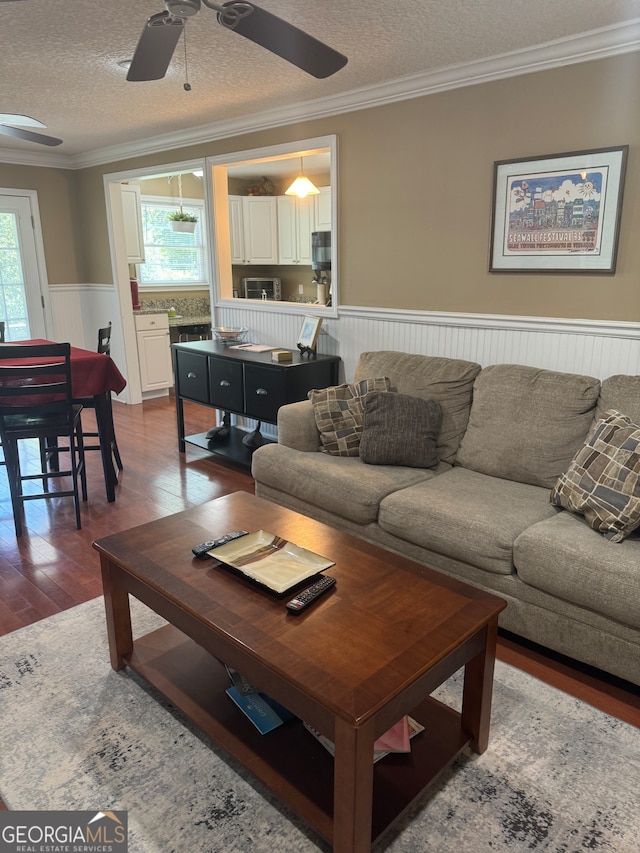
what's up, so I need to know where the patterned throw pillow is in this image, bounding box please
[308,377,391,456]
[550,409,640,542]
[360,392,443,468]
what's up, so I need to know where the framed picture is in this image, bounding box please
[297,315,322,350]
[489,145,628,273]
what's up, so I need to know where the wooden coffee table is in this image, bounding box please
[94,491,506,853]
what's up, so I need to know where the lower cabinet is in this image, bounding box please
[135,313,173,393]
[172,341,340,466]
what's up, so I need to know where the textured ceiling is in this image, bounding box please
[2,0,640,165]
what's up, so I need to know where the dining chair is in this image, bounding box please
[0,342,87,537]
[74,322,123,473]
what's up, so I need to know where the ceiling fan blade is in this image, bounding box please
[0,124,62,146]
[127,11,185,81]
[219,2,347,79]
[0,113,46,128]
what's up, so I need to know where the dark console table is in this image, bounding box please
[172,341,340,467]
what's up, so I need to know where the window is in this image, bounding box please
[138,195,207,287]
[0,209,29,339]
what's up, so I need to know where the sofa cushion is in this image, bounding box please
[550,410,640,542]
[250,443,438,525]
[354,351,481,465]
[308,377,390,457]
[514,512,640,629]
[455,364,600,488]
[360,391,442,468]
[378,467,558,575]
[597,375,640,424]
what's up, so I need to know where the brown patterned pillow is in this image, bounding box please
[550,409,640,542]
[360,392,442,467]
[308,377,391,456]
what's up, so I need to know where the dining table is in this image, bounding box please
[0,338,127,502]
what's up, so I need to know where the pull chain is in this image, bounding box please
[183,29,191,91]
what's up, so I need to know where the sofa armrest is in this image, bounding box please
[277,400,320,451]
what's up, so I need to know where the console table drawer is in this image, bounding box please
[244,365,284,422]
[176,352,208,403]
[172,340,340,468]
[208,356,243,411]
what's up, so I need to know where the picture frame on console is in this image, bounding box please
[489,145,628,274]
[297,316,322,356]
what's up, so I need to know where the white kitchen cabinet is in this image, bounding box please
[135,313,173,393]
[228,195,278,264]
[315,186,332,231]
[121,184,145,264]
[277,195,314,265]
[228,195,245,264]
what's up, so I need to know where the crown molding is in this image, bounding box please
[0,146,74,169]
[2,18,640,171]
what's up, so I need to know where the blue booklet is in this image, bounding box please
[226,685,295,734]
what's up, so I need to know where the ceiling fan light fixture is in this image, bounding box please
[285,158,319,198]
[165,0,201,17]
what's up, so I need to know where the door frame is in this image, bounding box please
[0,187,53,338]
[103,158,207,405]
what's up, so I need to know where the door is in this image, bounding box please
[0,192,49,339]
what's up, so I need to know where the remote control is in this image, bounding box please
[192,530,248,559]
[286,575,336,613]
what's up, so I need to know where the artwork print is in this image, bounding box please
[489,146,628,273]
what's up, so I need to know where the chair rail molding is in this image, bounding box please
[215,303,640,385]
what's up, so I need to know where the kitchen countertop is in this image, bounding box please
[168,314,211,327]
[133,309,211,327]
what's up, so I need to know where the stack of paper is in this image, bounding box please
[304,716,424,763]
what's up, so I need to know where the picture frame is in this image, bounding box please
[297,315,322,352]
[489,145,628,274]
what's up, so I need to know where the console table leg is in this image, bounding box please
[101,556,133,671]
[332,717,375,853]
[461,616,499,754]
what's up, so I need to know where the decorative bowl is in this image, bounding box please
[212,326,249,345]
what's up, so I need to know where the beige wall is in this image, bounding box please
[0,163,80,284]
[3,52,640,320]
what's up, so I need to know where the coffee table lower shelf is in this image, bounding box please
[126,623,471,847]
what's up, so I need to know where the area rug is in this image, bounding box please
[0,599,638,853]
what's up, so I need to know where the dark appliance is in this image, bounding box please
[312,231,331,271]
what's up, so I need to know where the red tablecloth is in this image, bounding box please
[3,339,126,398]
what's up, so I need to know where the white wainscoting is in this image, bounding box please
[215,304,640,383]
[48,283,126,385]
[49,285,86,347]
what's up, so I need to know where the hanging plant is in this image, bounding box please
[168,173,198,231]
[168,210,198,232]
[168,210,197,232]
[168,210,198,222]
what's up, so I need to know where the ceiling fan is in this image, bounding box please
[0,114,63,146]
[127,0,348,82]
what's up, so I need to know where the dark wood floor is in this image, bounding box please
[1,393,638,808]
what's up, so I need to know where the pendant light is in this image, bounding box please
[285,157,319,198]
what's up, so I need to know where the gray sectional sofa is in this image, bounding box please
[252,350,640,687]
